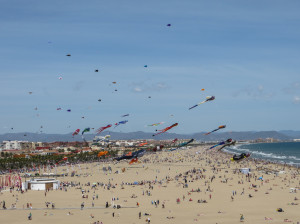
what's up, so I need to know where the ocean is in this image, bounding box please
[224,142,300,166]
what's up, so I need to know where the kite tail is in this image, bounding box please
[189,104,198,110]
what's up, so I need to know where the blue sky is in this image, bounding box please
[1,0,300,134]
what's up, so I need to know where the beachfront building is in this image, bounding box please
[22,178,60,191]
[2,140,22,150]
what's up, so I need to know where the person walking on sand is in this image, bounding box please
[240,214,244,222]
[139,211,141,219]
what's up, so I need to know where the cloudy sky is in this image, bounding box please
[1,0,300,134]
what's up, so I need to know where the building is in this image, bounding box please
[2,140,22,150]
[22,178,60,191]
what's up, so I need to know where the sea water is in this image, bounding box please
[224,142,300,166]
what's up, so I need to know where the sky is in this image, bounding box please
[1,0,300,135]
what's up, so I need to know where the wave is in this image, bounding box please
[225,145,300,162]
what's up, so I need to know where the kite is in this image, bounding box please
[57,107,62,110]
[28,92,32,94]
[67,109,71,112]
[230,153,250,162]
[204,125,226,135]
[144,65,148,68]
[82,128,90,135]
[170,139,194,151]
[34,107,38,110]
[139,142,148,147]
[66,54,71,56]
[172,138,178,143]
[95,69,99,72]
[177,139,194,148]
[152,123,178,136]
[114,120,128,128]
[148,122,164,127]
[97,151,108,157]
[72,129,80,136]
[96,124,112,134]
[189,96,215,110]
[121,114,129,117]
[98,99,101,102]
[148,96,151,98]
[114,149,145,161]
[58,77,63,80]
[167,24,171,26]
[201,89,205,91]
[209,138,235,150]
[129,158,139,164]
[112,82,116,84]
[217,139,236,151]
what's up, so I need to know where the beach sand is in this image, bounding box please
[1,146,299,224]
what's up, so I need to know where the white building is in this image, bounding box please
[22,178,60,191]
[2,140,23,150]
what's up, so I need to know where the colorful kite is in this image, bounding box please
[82,128,90,135]
[72,129,80,136]
[97,151,108,157]
[172,138,178,143]
[170,139,194,151]
[209,138,234,150]
[148,122,164,127]
[189,96,215,110]
[96,124,112,134]
[153,123,178,136]
[204,125,226,135]
[114,120,128,128]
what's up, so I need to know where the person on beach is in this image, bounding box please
[240,214,244,222]
[28,212,32,220]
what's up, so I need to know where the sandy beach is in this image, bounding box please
[1,146,299,224]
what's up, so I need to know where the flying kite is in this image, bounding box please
[98,99,101,102]
[58,77,63,80]
[66,54,71,56]
[204,125,226,135]
[167,24,171,26]
[144,65,148,68]
[189,96,215,110]
[217,139,236,151]
[97,151,108,157]
[121,114,129,117]
[28,92,32,94]
[177,139,194,148]
[96,124,112,134]
[230,153,250,162]
[209,138,235,150]
[170,139,194,151]
[114,120,128,128]
[148,122,164,127]
[57,107,62,110]
[139,142,148,147]
[67,109,71,112]
[201,89,205,91]
[82,128,90,135]
[114,149,145,161]
[72,129,80,136]
[172,138,178,143]
[95,69,99,72]
[153,123,178,136]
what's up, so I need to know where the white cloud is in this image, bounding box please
[293,96,300,104]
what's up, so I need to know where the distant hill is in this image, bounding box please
[279,130,300,138]
[0,130,293,142]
